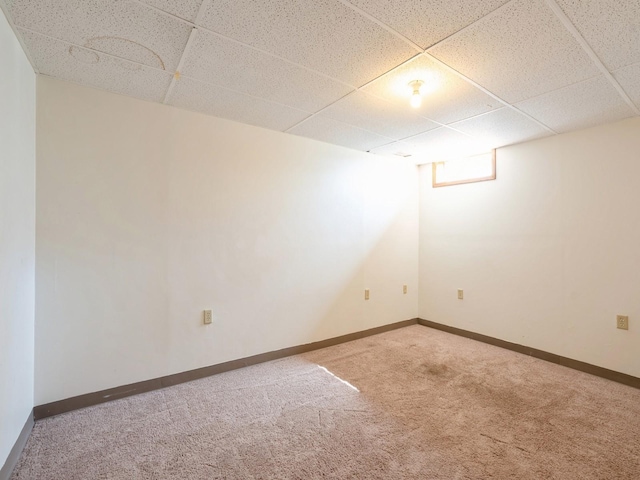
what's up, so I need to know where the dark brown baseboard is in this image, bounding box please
[0,411,34,480]
[418,318,640,390]
[34,318,418,420]
[34,317,639,421]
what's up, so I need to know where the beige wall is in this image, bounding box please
[35,76,419,405]
[419,117,640,377]
[0,10,35,469]
[34,74,640,407]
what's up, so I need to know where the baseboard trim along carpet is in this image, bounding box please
[0,411,34,480]
[34,318,419,420]
[418,318,640,390]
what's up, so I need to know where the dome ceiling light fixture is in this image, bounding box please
[408,80,424,109]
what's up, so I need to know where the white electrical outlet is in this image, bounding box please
[403,285,408,294]
[457,289,464,300]
[203,310,213,325]
[364,289,370,300]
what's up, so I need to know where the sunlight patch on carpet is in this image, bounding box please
[317,365,359,392]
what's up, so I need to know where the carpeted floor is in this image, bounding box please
[12,325,640,479]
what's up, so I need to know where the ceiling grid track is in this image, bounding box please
[423,0,518,51]
[163,0,207,104]
[544,0,640,115]
[179,74,310,115]
[422,53,558,135]
[131,0,357,90]
[163,27,198,104]
[336,0,423,52]
[333,0,559,142]
[283,94,352,133]
[284,53,424,133]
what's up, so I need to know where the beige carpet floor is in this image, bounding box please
[12,325,640,479]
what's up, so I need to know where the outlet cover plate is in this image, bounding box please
[617,315,629,330]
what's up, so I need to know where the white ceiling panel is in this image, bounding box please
[449,108,551,148]
[169,76,309,131]
[614,62,640,109]
[347,0,510,49]
[556,0,640,71]
[516,76,635,133]
[3,0,638,156]
[8,0,191,71]
[362,55,502,124]
[19,29,172,103]
[288,116,392,151]
[140,0,203,22]
[428,0,600,103]
[319,91,439,140]
[196,0,418,86]
[369,141,418,158]
[181,30,354,112]
[404,128,488,162]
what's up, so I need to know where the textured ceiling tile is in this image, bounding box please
[362,55,502,124]
[181,30,353,112]
[556,0,640,71]
[347,0,510,49]
[403,127,490,163]
[319,91,439,140]
[516,76,635,134]
[169,76,309,131]
[197,0,418,86]
[288,116,391,151]
[9,0,191,71]
[404,128,489,162]
[449,108,551,148]
[140,0,203,22]
[428,0,600,103]
[19,29,172,103]
[369,141,418,158]
[614,62,640,109]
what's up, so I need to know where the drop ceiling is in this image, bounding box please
[2,0,639,163]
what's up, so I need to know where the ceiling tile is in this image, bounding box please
[8,0,191,71]
[428,0,600,103]
[140,0,203,22]
[197,0,418,86]
[614,62,640,109]
[19,29,172,103]
[369,141,418,158]
[404,128,488,162]
[449,108,551,148]
[181,30,353,112]
[516,76,635,133]
[556,0,640,71]
[319,91,439,140]
[362,55,502,124]
[169,76,309,131]
[288,116,391,151]
[347,0,510,49]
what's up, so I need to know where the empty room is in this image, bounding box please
[2,0,640,478]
